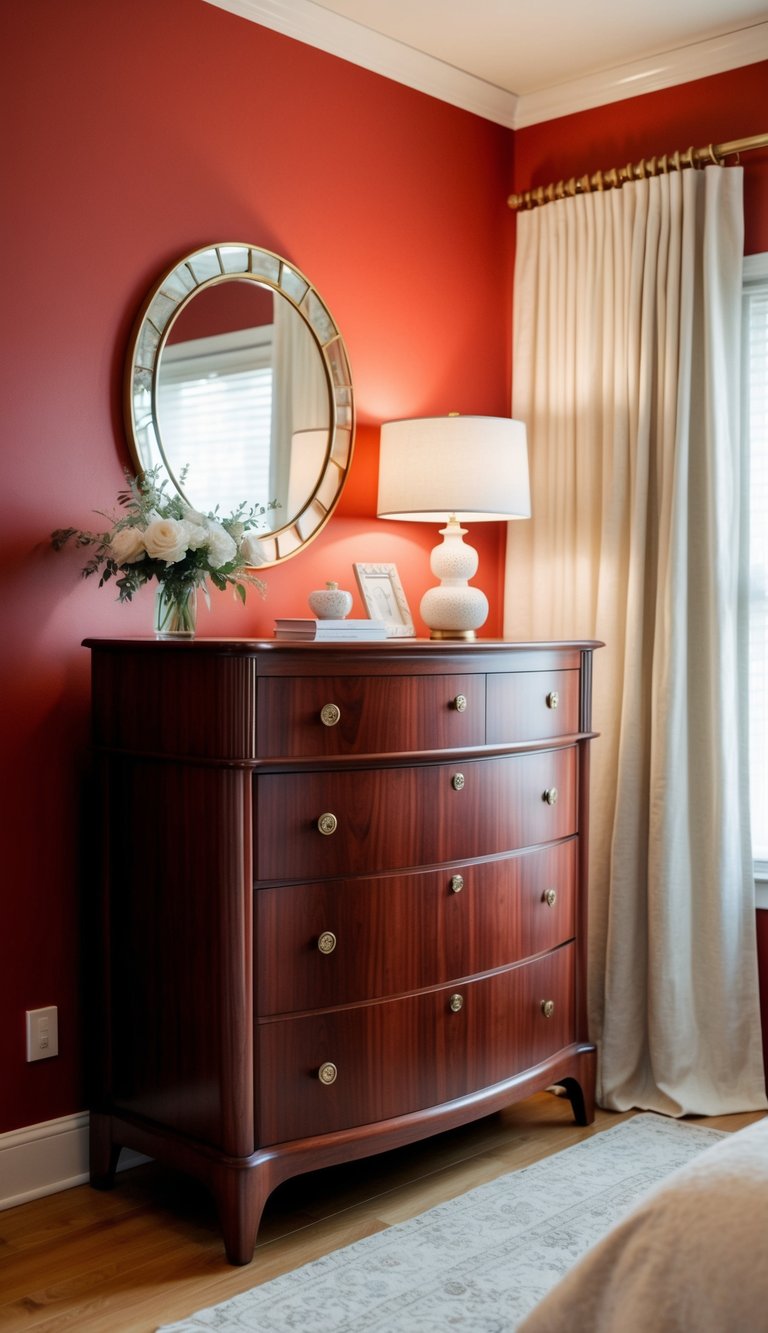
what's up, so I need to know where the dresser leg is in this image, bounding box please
[559,1075,596,1127]
[212,1166,267,1266]
[89,1111,121,1189]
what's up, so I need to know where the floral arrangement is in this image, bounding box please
[52,467,275,634]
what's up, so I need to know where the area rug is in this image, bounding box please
[159,1114,725,1332]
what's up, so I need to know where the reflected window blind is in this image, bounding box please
[158,330,273,515]
[747,277,768,866]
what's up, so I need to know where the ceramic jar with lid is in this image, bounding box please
[308,581,353,619]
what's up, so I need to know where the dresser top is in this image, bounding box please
[83,638,602,681]
[84,637,602,655]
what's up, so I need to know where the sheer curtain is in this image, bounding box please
[505,166,767,1114]
[269,300,329,509]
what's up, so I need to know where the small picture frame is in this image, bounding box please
[353,562,414,637]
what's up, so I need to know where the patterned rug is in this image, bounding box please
[159,1114,725,1332]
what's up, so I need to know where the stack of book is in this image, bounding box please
[274,617,389,641]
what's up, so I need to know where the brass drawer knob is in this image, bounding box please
[541,999,555,1019]
[450,874,464,894]
[318,1061,338,1085]
[543,787,558,805]
[317,931,337,954]
[546,690,559,710]
[451,694,468,712]
[449,993,464,1013]
[320,703,341,727]
[452,773,465,791]
[317,812,338,835]
[543,888,557,907]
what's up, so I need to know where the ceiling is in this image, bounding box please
[204,0,768,126]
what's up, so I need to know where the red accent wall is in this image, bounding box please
[0,0,512,1133]
[1,0,767,1134]
[166,281,275,342]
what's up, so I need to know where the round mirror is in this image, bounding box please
[124,243,355,563]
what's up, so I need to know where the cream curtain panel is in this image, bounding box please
[505,167,767,1114]
[269,298,329,508]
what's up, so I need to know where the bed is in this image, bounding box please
[517,1114,768,1332]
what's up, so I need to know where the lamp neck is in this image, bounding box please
[440,514,467,537]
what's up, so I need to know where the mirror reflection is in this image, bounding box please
[124,243,355,564]
[157,283,330,531]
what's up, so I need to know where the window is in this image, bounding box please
[745,254,768,882]
[158,327,274,515]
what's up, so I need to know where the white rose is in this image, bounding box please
[110,526,145,565]
[240,532,267,567]
[183,520,209,551]
[143,517,190,564]
[205,519,237,569]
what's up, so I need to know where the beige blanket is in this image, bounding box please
[518,1115,768,1332]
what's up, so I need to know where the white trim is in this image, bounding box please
[744,253,768,283]
[0,1114,149,1212]
[202,0,518,126]
[514,24,768,127]
[202,0,768,128]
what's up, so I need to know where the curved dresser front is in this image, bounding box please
[85,637,600,1264]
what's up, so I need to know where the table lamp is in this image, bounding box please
[377,414,530,639]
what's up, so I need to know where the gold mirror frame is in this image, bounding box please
[124,242,355,564]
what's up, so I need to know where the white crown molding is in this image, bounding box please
[203,0,768,128]
[202,0,519,126]
[0,1113,149,1212]
[515,22,768,128]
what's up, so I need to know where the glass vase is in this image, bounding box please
[154,583,197,638]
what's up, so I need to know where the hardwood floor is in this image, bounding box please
[1,1093,764,1332]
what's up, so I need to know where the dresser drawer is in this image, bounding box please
[257,673,485,756]
[487,670,580,743]
[255,841,577,1014]
[255,748,577,880]
[256,944,575,1143]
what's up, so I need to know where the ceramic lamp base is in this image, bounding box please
[420,518,489,639]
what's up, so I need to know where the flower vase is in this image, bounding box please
[154,583,197,638]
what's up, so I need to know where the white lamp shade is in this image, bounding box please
[377,415,530,522]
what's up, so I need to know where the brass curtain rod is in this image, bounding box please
[508,131,768,211]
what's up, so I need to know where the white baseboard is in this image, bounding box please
[0,1113,150,1212]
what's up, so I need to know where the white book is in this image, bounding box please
[274,617,385,631]
[275,626,389,641]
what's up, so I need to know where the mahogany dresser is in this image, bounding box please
[85,637,600,1264]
